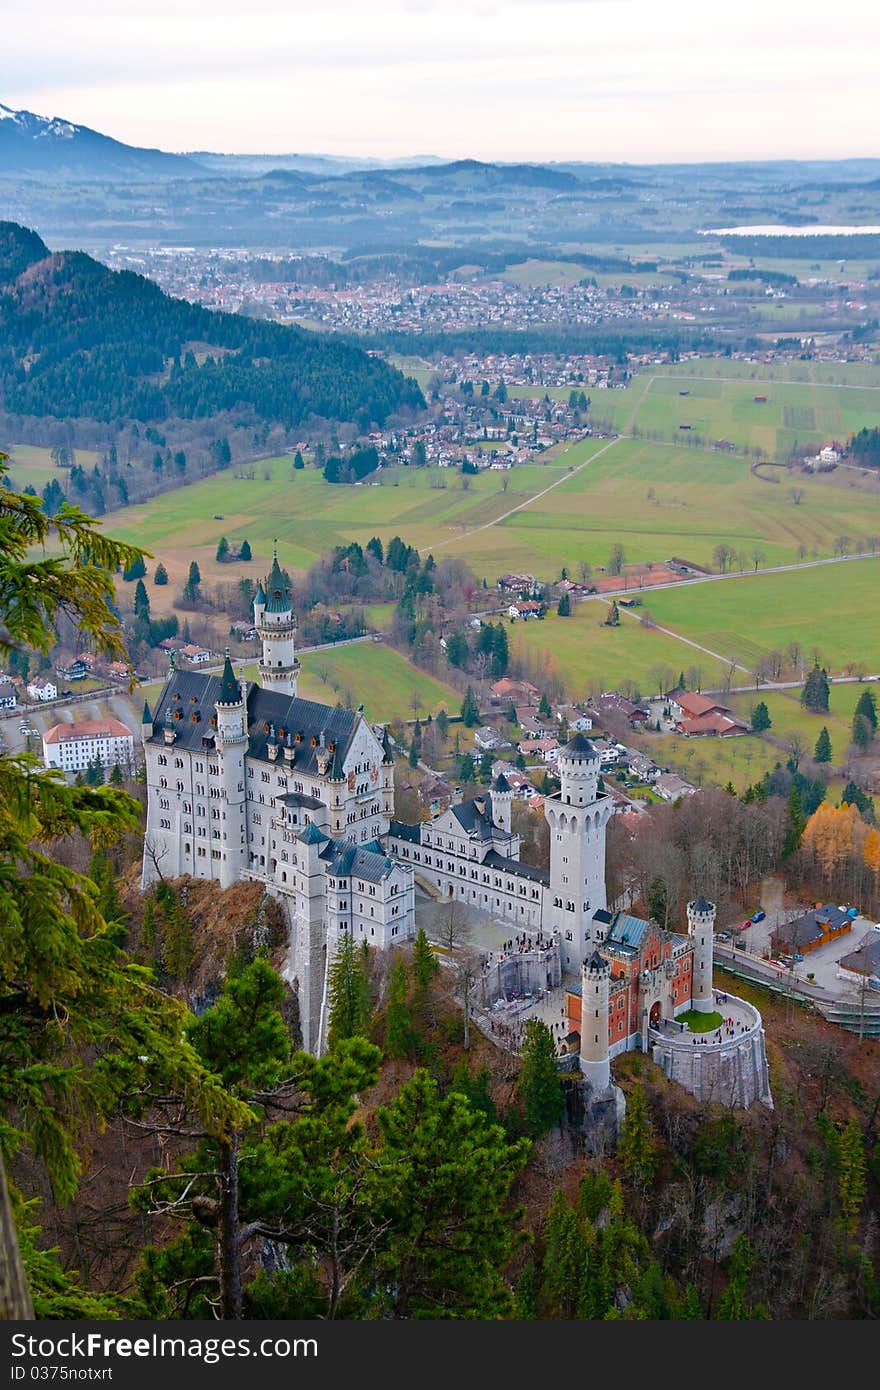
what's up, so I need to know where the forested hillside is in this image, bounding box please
[0,222,424,429]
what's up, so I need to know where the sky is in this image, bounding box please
[4,0,880,163]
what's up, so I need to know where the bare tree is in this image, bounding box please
[435,898,473,953]
[787,487,805,506]
[143,836,170,883]
[452,949,482,1051]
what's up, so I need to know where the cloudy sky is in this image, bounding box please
[4,0,879,162]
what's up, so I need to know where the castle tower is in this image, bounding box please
[545,734,612,969]
[580,949,611,1090]
[491,771,513,836]
[141,698,153,742]
[256,544,300,697]
[214,651,248,889]
[687,896,716,1013]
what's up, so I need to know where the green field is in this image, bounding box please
[508,602,728,698]
[297,642,458,721]
[639,559,880,675]
[2,443,102,491]
[591,370,880,460]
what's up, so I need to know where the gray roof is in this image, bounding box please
[483,849,550,885]
[690,896,715,914]
[146,669,365,775]
[320,837,396,883]
[559,732,598,761]
[389,819,421,843]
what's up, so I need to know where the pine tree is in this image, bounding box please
[216,536,230,563]
[153,562,169,586]
[854,687,878,731]
[801,664,830,712]
[293,450,305,470]
[411,928,438,1019]
[618,1084,657,1186]
[460,686,480,727]
[557,592,571,616]
[384,954,416,1059]
[783,784,806,857]
[367,1070,529,1318]
[122,555,147,581]
[837,1114,866,1236]
[538,691,552,717]
[183,560,202,603]
[716,1235,768,1319]
[814,726,832,763]
[133,579,150,620]
[518,1018,564,1136]
[751,700,771,731]
[239,539,251,561]
[109,763,124,786]
[327,932,371,1049]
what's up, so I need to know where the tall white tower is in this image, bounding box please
[545,734,612,970]
[255,545,300,697]
[579,949,611,1090]
[214,651,249,889]
[687,896,716,1014]
[491,771,513,836]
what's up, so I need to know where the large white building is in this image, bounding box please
[141,553,416,1052]
[389,732,613,973]
[43,717,135,774]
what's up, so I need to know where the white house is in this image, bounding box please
[43,718,135,774]
[0,680,16,710]
[27,679,57,702]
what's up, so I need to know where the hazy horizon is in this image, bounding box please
[4,0,880,164]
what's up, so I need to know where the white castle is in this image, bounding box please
[141,557,772,1104]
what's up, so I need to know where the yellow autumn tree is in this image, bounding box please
[800,802,862,878]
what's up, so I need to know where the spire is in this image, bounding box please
[254,580,266,605]
[217,648,241,705]
[141,698,152,724]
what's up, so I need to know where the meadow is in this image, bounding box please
[507,602,729,699]
[638,559,880,675]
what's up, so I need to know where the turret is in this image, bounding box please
[141,698,153,742]
[557,732,599,807]
[491,771,513,835]
[214,650,248,889]
[687,896,716,1013]
[255,543,300,696]
[579,949,611,1090]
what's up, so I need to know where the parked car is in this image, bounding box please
[750,910,766,923]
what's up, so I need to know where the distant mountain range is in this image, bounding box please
[0,102,200,179]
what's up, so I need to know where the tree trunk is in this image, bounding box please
[0,1153,34,1319]
[218,1135,243,1320]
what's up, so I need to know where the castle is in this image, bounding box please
[141,553,416,1052]
[141,557,772,1104]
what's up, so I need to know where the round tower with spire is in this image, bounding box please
[687,896,716,1013]
[215,649,248,889]
[579,949,611,1090]
[256,542,300,697]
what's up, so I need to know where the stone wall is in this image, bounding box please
[651,1011,773,1108]
[480,944,561,1006]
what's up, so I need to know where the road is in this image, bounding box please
[421,435,623,554]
